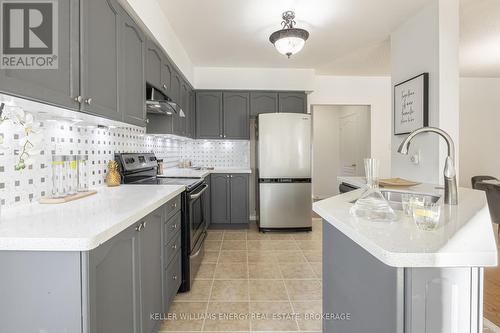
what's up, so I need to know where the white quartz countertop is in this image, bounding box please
[161,167,252,178]
[0,185,185,251]
[313,182,498,268]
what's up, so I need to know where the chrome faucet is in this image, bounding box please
[397,127,458,205]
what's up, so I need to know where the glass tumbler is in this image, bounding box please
[77,155,89,192]
[51,155,67,198]
[411,198,441,231]
[67,155,78,195]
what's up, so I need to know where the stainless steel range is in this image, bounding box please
[115,152,208,292]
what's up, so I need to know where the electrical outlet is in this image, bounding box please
[410,150,421,165]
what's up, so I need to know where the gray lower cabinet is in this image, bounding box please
[140,209,163,333]
[87,222,141,333]
[210,173,249,225]
[211,174,230,224]
[0,0,80,111]
[250,92,278,116]
[0,195,182,333]
[223,92,250,139]
[120,10,146,127]
[204,175,211,227]
[196,91,223,139]
[278,92,307,113]
[229,174,249,224]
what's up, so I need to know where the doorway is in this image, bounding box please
[311,105,371,200]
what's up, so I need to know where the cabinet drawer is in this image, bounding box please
[165,195,181,220]
[164,252,182,308]
[164,229,181,268]
[164,210,181,243]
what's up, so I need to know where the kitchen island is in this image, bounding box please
[0,185,185,333]
[313,180,497,333]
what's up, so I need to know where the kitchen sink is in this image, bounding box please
[350,190,441,211]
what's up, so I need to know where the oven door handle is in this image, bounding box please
[190,231,207,259]
[189,184,208,200]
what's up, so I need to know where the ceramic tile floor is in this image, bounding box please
[159,219,323,333]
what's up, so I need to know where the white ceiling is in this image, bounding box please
[159,0,500,77]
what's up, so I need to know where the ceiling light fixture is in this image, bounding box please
[269,11,309,58]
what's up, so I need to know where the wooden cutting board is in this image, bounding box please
[379,178,421,187]
[39,191,97,204]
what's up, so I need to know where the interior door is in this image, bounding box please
[339,113,360,177]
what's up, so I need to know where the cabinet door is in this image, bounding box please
[229,174,249,224]
[250,92,278,116]
[278,92,307,113]
[161,57,172,96]
[211,174,230,224]
[196,91,223,139]
[223,92,250,139]
[145,40,162,90]
[0,0,80,110]
[140,209,163,333]
[88,223,141,333]
[204,175,211,227]
[180,81,190,137]
[120,12,146,127]
[81,0,121,120]
[190,90,196,138]
[171,72,183,135]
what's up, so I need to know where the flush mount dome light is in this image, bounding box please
[269,11,309,58]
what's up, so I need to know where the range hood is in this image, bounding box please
[146,85,184,117]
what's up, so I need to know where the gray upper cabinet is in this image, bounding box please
[139,209,163,333]
[88,222,141,333]
[196,91,223,139]
[278,92,307,113]
[250,92,278,116]
[81,0,121,121]
[120,11,146,127]
[223,92,250,139]
[0,0,80,110]
[211,174,230,224]
[210,173,249,225]
[161,59,173,96]
[145,40,162,91]
[229,174,249,224]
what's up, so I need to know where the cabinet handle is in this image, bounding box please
[171,244,177,250]
[163,84,167,90]
[219,134,223,138]
[74,96,83,103]
[226,175,229,178]
[146,118,150,124]
[84,97,92,105]
[223,134,226,138]
[171,223,177,230]
[172,274,177,281]
[135,222,144,232]
[172,202,177,208]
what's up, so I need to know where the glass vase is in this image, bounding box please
[349,158,397,222]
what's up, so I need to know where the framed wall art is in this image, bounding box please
[394,72,429,135]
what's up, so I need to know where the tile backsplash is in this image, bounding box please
[0,94,250,208]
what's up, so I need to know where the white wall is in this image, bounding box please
[122,0,194,84]
[309,75,392,178]
[459,78,500,187]
[312,106,340,199]
[390,0,459,184]
[312,105,370,199]
[193,67,315,91]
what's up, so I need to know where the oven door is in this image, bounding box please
[188,182,208,251]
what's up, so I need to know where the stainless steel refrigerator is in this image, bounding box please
[256,113,312,231]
